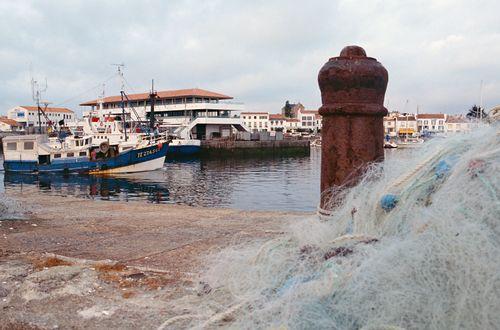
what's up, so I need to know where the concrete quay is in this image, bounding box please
[200,139,310,157]
[0,192,308,329]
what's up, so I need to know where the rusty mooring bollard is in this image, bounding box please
[318,45,388,210]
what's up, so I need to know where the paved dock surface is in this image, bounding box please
[0,193,306,329]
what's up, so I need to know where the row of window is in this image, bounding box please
[6,142,89,159]
[53,151,87,158]
[6,141,34,151]
[27,112,72,119]
[242,115,268,120]
[102,97,219,109]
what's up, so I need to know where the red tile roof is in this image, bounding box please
[417,113,445,119]
[21,106,74,113]
[241,112,268,115]
[446,116,469,123]
[269,114,286,120]
[285,118,300,122]
[300,109,319,114]
[396,116,416,121]
[80,88,232,106]
[0,117,21,126]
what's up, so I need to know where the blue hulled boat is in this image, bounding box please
[2,134,168,174]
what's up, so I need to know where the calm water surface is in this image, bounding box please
[0,150,322,212]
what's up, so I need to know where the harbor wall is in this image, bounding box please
[200,139,310,157]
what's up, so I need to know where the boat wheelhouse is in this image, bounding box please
[80,88,249,140]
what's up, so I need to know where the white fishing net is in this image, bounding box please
[165,125,499,329]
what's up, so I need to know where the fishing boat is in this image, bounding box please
[2,133,168,174]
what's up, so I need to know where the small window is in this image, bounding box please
[67,152,74,157]
[79,151,87,157]
[23,141,34,150]
[7,142,17,150]
[54,154,61,158]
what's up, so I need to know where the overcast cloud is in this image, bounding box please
[1,0,499,116]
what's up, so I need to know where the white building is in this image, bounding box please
[7,106,75,130]
[285,118,300,132]
[81,88,248,140]
[269,114,286,131]
[297,109,321,132]
[383,113,418,138]
[241,109,322,133]
[0,117,22,132]
[417,113,447,133]
[241,112,270,132]
[446,115,475,133]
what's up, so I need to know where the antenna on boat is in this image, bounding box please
[112,63,128,141]
[97,83,106,111]
[31,75,48,134]
[111,63,125,92]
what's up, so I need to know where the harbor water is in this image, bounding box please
[0,150,322,212]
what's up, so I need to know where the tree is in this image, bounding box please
[466,105,488,120]
[282,101,293,118]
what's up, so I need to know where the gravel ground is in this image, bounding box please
[0,192,307,329]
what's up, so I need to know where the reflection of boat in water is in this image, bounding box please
[3,172,170,203]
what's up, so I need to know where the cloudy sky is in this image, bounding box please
[1,0,499,116]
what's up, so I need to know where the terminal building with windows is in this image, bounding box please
[80,88,248,140]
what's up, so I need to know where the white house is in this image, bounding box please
[241,112,270,132]
[7,106,75,130]
[0,117,22,132]
[269,114,286,131]
[446,115,475,133]
[241,109,322,133]
[416,113,446,133]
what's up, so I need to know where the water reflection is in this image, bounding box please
[1,150,322,212]
[3,172,170,204]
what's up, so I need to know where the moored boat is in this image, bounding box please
[167,138,201,156]
[384,141,398,149]
[2,133,168,174]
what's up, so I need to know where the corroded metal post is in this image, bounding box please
[318,45,388,209]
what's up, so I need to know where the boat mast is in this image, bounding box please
[479,80,483,122]
[31,77,48,134]
[113,63,128,142]
[149,79,157,129]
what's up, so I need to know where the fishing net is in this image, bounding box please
[164,124,499,329]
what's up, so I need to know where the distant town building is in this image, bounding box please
[7,106,75,130]
[81,88,247,140]
[383,112,417,137]
[269,114,287,131]
[240,108,321,133]
[0,116,23,132]
[446,115,475,133]
[298,109,320,131]
[417,113,446,133]
[241,112,270,132]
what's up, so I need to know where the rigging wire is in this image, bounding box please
[52,73,118,107]
[123,76,138,94]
